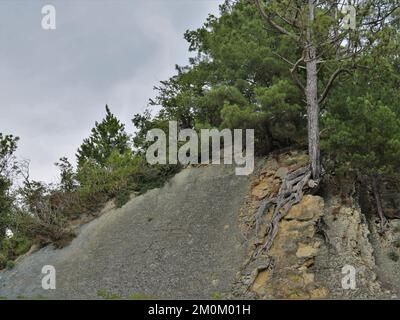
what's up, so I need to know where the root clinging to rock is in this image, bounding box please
[255,164,317,257]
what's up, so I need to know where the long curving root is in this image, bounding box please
[254,164,317,258]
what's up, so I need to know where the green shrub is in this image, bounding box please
[6,260,15,270]
[388,251,399,262]
[0,237,11,251]
[77,151,179,211]
[393,239,400,248]
[96,289,122,300]
[13,212,71,248]
[14,294,47,300]
[77,151,138,205]
[212,292,223,300]
[114,189,131,208]
[13,235,32,256]
[0,232,33,268]
[130,293,154,300]
[0,253,6,269]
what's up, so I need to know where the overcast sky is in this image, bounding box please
[0,0,222,182]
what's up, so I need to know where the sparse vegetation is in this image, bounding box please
[130,293,154,300]
[0,234,32,269]
[0,253,6,270]
[96,289,122,300]
[0,106,179,269]
[212,292,223,300]
[5,260,15,270]
[393,239,400,248]
[96,290,154,300]
[388,251,399,262]
[15,295,47,300]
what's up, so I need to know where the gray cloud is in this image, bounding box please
[0,0,222,182]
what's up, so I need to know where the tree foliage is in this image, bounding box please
[77,105,130,167]
[137,0,306,155]
[0,133,19,238]
[322,12,400,178]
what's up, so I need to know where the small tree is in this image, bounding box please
[55,157,77,192]
[0,133,19,238]
[77,105,130,167]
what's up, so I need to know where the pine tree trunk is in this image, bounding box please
[306,0,320,180]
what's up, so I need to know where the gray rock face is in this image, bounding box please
[0,165,249,299]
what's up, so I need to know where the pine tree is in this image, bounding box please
[254,0,400,180]
[77,105,130,167]
[322,19,400,233]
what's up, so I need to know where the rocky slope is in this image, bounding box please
[232,151,398,299]
[0,165,249,299]
[1,150,400,299]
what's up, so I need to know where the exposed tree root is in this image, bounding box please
[254,165,317,258]
[245,258,275,293]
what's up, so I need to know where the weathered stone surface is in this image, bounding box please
[250,270,270,295]
[296,243,318,258]
[275,167,289,180]
[251,176,280,200]
[312,192,392,299]
[285,195,324,221]
[303,273,315,285]
[310,287,328,299]
[251,179,270,200]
